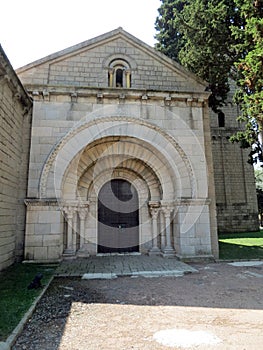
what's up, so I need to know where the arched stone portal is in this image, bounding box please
[71,135,163,256]
[25,115,216,260]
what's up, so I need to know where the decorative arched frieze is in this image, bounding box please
[39,116,197,200]
[77,160,161,202]
[87,168,153,203]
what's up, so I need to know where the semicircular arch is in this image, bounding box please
[76,157,162,202]
[39,117,195,201]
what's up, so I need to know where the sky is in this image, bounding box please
[0,0,161,69]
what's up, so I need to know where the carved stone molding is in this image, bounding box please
[149,201,160,220]
[24,198,59,207]
[39,116,195,198]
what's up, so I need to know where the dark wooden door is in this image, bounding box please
[98,179,139,253]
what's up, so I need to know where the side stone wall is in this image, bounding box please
[0,46,32,271]
[210,100,259,233]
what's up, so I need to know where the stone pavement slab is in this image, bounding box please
[55,254,197,278]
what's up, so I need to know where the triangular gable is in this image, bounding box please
[16,27,207,91]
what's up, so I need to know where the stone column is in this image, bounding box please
[78,203,89,251]
[162,206,175,257]
[73,211,78,253]
[109,68,114,87]
[125,70,131,88]
[63,206,75,256]
[148,203,161,255]
[160,212,166,250]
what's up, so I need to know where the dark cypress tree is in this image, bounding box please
[230,0,263,164]
[155,0,242,113]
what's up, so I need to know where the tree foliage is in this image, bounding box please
[155,0,242,113]
[155,0,263,164]
[230,0,263,164]
[155,0,188,62]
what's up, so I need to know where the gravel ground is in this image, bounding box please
[12,262,263,350]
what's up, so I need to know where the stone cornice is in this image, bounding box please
[161,198,211,206]
[24,198,210,207]
[24,198,59,206]
[176,198,211,206]
[24,85,210,105]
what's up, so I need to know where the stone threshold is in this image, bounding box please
[81,270,188,280]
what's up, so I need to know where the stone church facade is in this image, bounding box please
[0,28,258,269]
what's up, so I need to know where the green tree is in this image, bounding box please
[155,0,263,164]
[155,0,188,62]
[230,0,263,164]
[155,0,242,113]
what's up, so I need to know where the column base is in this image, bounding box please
[162,247,175,258]
[148,247,161,256]
[62,249,76,259]
[77,249,90,258]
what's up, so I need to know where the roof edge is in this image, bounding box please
[16,27,125,73]
[16,27,208,88]
[0,45,32,108]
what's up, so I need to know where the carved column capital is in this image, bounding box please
[78,209,87,220]
[63,205,77,220]
[150,207,160,220]
[62,202,77,220]
[162,206,173,219]
[78,202,89,220]
[149,201,160,220]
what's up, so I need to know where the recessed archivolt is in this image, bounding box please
[39,116,196,199]
[62,138,165,201]
[76,137,168,188]
[63,135,184,200]
[80,167,153,207]
[76,159,161,202]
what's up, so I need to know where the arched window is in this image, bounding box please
[218,111,225,127]
[116,68,123,87]
[108,59,131,88]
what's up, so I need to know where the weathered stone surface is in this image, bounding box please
[0,28,258,269]
[0,46,32,271]
[210,85,258,232]
[16,29,218,261]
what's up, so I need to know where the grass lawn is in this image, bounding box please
[219,231,263,260]
[0,263,56,341]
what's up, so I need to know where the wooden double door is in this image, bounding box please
[98,179,139,253]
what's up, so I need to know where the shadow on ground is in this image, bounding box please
[12,262,263,350]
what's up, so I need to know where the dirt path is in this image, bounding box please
[13,262,263,349]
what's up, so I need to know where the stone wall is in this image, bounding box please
[20,87,218,261]
[210,97,259,233]
[0,46,32,271]
[0,28,258,268]
[16,28,204,92]
[13,27,259,264]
